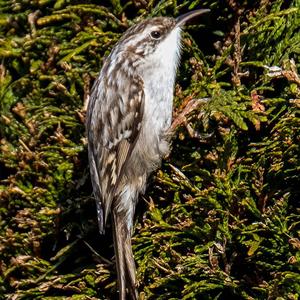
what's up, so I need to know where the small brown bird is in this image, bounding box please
[86,9,209,299]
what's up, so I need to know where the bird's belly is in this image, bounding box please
[144,74,174,129]
[123,66,175,182]
[145,92,172,132]
[128,85,173,175]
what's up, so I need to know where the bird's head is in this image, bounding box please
[109,9,210,68]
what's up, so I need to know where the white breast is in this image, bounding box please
[142,27,181,134]
[134,27,182,167]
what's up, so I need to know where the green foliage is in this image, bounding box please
[0,0,299,299]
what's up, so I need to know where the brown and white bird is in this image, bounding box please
[86,9,209,299]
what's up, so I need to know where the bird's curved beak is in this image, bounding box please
[176,9,210,27]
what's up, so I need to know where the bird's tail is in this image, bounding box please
[112,210,138,300]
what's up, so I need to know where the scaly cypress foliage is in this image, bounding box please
[0,0,299,299]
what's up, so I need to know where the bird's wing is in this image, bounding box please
[86,75,144,233]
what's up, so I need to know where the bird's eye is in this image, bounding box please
[150,30,161,39]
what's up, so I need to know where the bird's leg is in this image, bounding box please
[167,97,210,135]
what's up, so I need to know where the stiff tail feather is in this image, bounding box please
[112,210,138,300]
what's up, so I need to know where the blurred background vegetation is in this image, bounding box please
[0,0,299,299]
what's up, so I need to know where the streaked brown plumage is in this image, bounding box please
[86,9,210,300]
